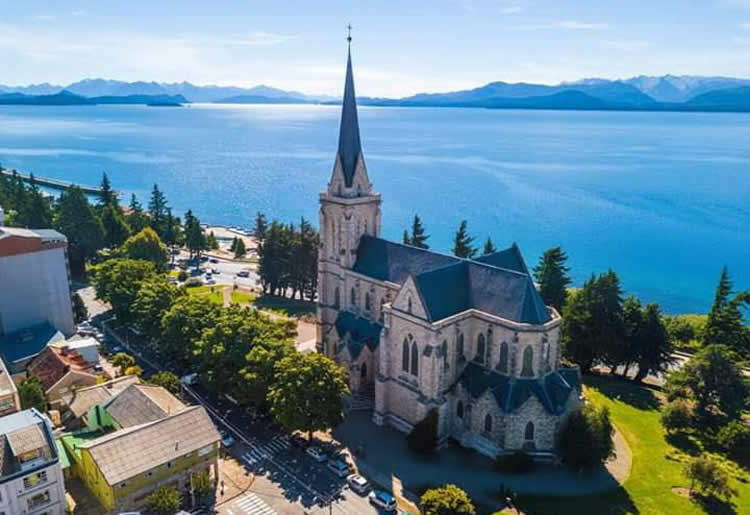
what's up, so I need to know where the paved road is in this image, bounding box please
[172,249,260,290]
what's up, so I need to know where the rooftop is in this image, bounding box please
[27,344,95,391]
[104,383,185,428]
[0,409,56,479]
[62,375,140,419]
[0,322,64,365]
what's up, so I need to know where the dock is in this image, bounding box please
[0,168,106,196]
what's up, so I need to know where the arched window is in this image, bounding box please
[411,342,419,376]
[402,339,409,373]
[442,340,448,370]
[484,414,493,433]
[334,287,340,308]
[456,401,464,419]
[498,342,509,373]
[365,292,371,312]
[337,183,342,196]
[407,297,412,314]
[525,421,535,441]
[361,362,367,379]
[457,333,464,360]
[350,287,357,308]
[476,333,486,364]
[521,346,534,377]
[379,298,385,323]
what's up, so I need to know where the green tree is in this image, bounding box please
[192,469,213,502]
[147,184,168,237]
[72,292,88,323]
[206,231,219,250]
[121,227,168,270]
[452,220,476,258]
[684,455,734,501]
[234,238,247,258]
[124,365,143,377]
[183,209,206,261]
[101,204,131,248]
[253,211,267,241]
[660,400,694,434]
[269,352,349,441]
[482,236,497,255]
[98,172,117,208]
[91,258,156,324]
[420,484,476,515]
[160,296,221,371]
[126,194,149,233]
[55,185,105,275]
[148,371,181,394]
[132,275,184,340]
[18,376,46,411]
[557,404,615,471]
[533,246,572,312]
[404,214,429,249]
[632,303,673,383]
[717,421,750,464]
[146,486,180,515]
[22,175,54,228]
[112,353,136,375]
[703,267,749,355]
[402,230,410,245]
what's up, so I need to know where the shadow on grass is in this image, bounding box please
[690,492,737,515]
[510,484,638,515]
[584,374,661,411]
[254,294,316,318]
[664,431,703,457]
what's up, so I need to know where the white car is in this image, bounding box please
[347,474,369,494]
[369,490,396,512]
[219,430,235,447]
[306,446,327,463]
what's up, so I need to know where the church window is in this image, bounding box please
[337,184,342,196]
[456,401,464,419]
[357,184,361,197]
[334,287,340,308]
[411,342,419,376]
[407,297,412,314]
[525,421,535,441]
[484,414,493,433]
[365,292,371,312]
[521,346,534,377]
[402,339,410,373]
[498,342,509,374]
[457,333,464,360]
[476,333,486,364]
[379,298,385,323]
[442,340,448,370]
[361,362,367,379]
[350,287,357,308]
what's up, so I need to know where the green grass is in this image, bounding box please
[253,295,316,319]
[230,291,255,304]
[504,375,749,515]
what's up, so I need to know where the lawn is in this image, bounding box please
[502,375,749,515]
[253,294,316,319]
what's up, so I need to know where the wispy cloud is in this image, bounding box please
[501,6,522,14]
[34,14,55,22]
[741,22,750,28]
[230,31,298,47]
[510,20,610,31]
[601,40,650,51]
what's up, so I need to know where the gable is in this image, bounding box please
[392,276,429,320]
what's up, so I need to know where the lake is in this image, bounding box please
[0,104,748,314]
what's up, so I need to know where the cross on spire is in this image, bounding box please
[347,23,352,45]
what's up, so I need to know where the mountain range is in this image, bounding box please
[1,75,750,111]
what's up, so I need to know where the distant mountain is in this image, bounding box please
[90,94,187,105]
[214,94,314,104]
[0,91,186,106]
[684,86,750,110]
[612,75,750,103]
[0,82,62,96]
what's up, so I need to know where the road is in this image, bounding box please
[172,249,260,290]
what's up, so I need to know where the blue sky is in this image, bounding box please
[2,0,750,96]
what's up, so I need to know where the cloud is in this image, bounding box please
[71,10,87,17]
[732,36,750,44]
[741,22,750,28]
[510,20,610,31]
[601,40,650,51]
[230,31,298,47]
[501,6,522,14]
[34,14,55,21]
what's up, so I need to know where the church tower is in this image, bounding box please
[317,30,381,356]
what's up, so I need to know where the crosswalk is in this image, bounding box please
[240,435,290,467]
[228,492,276,515]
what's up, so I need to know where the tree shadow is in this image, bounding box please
[664,431,702,456]
[584,374,661,411]
[506,484,638,515]
[690,492,737,515]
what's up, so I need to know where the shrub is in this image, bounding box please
[420,484,476,515]
[684,454,734,501]
[146,486,180,514]
[557,404,615,471]
[717,420,750,465]
[661,399,694,433]
[495,451,534,474]
[407,408,439,454]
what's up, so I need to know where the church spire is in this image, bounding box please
[337,25,363,188]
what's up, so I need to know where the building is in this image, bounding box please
[0,226,74,337]
[26,343,100,408]
[316,40,582,458]
[0,323,66,377]
[0,357,20,417]
[59,375,140,430]
[0,408,67,515]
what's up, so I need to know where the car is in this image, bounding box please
[219,430,235,447]
[347,474,370,494]
[327,458,351,478]
[306,446,327,463]
[237,270,250,278]
[290,434,307,448]
[209,258,219,264]
[112,345,124,353]
[211,268,220,274]
[369,490,396,512]
[205,279,216,285]
[168,277,178,284]
[200,256,209,262]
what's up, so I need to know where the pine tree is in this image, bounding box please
[403,230,410,245]
[482,236,497,255]
[127,194,149,233]
[101,204,131,248]
[632,303,673,383]
[254,212,268,241]
[452,220,477,258]
[99,172,116,207]
[410,215,429,249]
[23,174,53,228]
[147,184,168,236]
[533,246,572,312]
[704,267,750,354]
[55,185,105,276]
[234,238,247,258]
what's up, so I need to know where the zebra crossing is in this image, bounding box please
[240,435,290,467]
[228,492,276,515]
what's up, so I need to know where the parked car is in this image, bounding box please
[306,446,327,463]
[211,267,220,275]
[237,270,250,278]
[327,458,351,478]
[209,258,219,264]
[219,430,235,447]
[290,434,307,448]
[369,490,396,512]
[347,474,370,494]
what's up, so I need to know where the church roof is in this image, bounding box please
[334,311,382,359]
[473,244,528,274]
[352,235,459,283]
[337,46,363,187]
[456,362,581,415]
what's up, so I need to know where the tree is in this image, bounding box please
[206,231,219,250]
[22,175,54,229]
[126,194,149,234]
[482,236,497,255]
[269,353,349,441]
[101,204,131,248]
[72,293,88,323]
[253,211,267,241]
[149,371,181,394]
[632,303,673,382]
[661,400,694,434]
[684,455,734,501]
[146,486,180,515]
[557,404,615,471]
[420,484,476,515]
[160,296,221,371]
[452,220,476,258]
[132,276,184,340]
[91,258,156,324]
[666,345,749,427]
[703,267,749,355]
[234,238,247,258]
[55,185,104,275]
[402,230,410,245]
[404,214,429,249]
[533,246,572,312]
[112,353,136,375]
[192,469,213,502]
[124,365,143,377]
[407,408,439,454]
[183,209,206,261]
[98,172,117,208]
[717,420,750,464]
[121,227,168,270]
[147,184,168,237]
[18,376,46,411]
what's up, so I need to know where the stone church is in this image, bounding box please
[316,41,582,458]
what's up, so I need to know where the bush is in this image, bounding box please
[407,408,439,454]
[146,486,180,514]
[661,399,694,433]
[420,484,476,515]
[717,420,750,464]
[557,404,615,471]
[495,451,534,474]
[684,454,734,501]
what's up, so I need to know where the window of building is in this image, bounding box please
[364,292,371,312]
[411,342,419,376]
[456,401,463,418]
[361,363,367,379]
[484,414,493,433]
[525,421,535,441]
[498,342,509,374]
[350,287,357,308]
[23,470,48,489]
[120,482,128,488]
[27,490,50,510]
[457,333,465,360]
[521,346,534,377]
[476,333,486,364]
[442,340,448,370]
[407,297,412,314]
[334,287,340,308]
[402,338,410,373]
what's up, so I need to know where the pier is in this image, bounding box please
[0,167,106,196]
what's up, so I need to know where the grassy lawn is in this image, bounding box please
[230,290,255,304]
[253,295,316,319]
[502,375,749,515]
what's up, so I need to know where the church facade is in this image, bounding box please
[317,43,582,458]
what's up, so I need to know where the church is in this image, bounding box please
[316,39,582,458]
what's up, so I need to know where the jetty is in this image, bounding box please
[0,167,106,196]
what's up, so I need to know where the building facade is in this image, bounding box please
[0,409,67,515]
[317,42,582,458]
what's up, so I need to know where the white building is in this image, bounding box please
[0,227,74,337]
[0,409,67,515]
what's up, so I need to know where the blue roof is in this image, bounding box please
[337,47,362,187]
[0,322,63,364]
[334,311,383,359]
[474,244,528,274]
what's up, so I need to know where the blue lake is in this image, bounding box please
[0,104,748,314]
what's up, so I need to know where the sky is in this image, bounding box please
[1,0,750,97]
